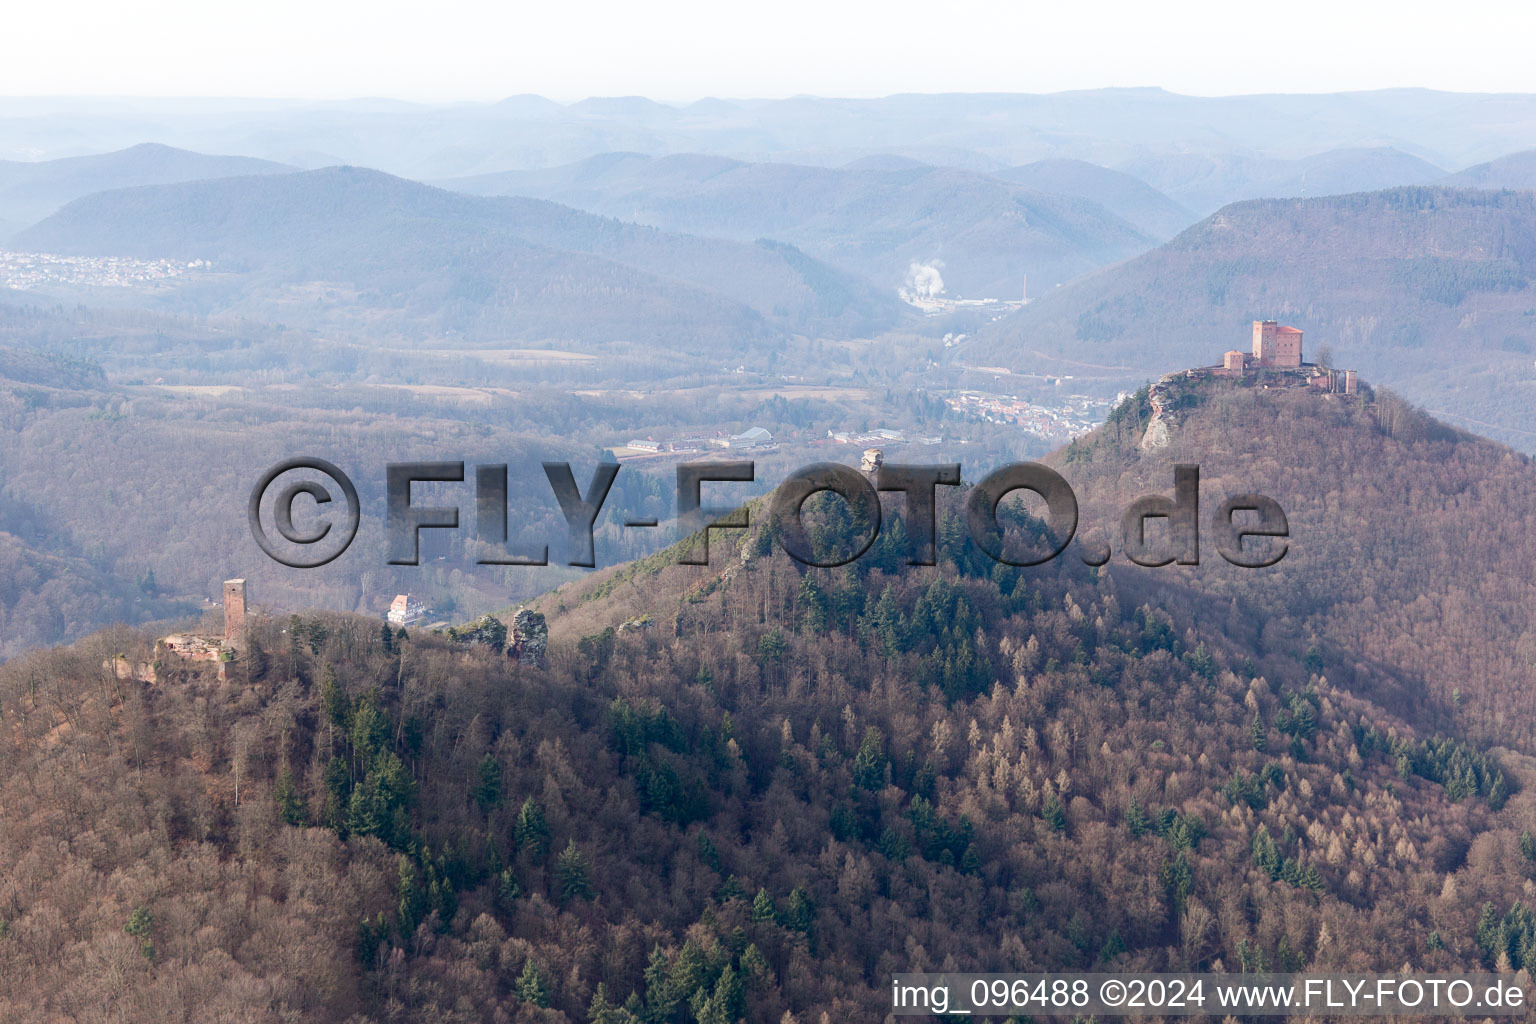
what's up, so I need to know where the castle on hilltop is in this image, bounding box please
[156,578,249,675]
[1214,320,1357,394]
[1141,320,1364,451]
[107,578,251,684]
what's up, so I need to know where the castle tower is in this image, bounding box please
[1252,320,1277,364]
[1252,320,1304,368]
[223,578,247,645]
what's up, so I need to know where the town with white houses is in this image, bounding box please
[0,249,206,290]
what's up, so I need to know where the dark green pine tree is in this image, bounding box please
[515,797,551,859]
[798,572,829,633]
[1160,851,1194,914]
[870,586,907,657]
[1251,825,1282,878]
[1042,793,1068,832]
[852,727,886,791]
[669,941,708,1006]
[707,965,744,1023]
[516,959,551,1007]
[474,753,502,813]
[320,666,350,744]
[396,856,424,936]
[783,887,815,934]
[588,982,624,1024]
[555,839,595,903]
[643,945,680,1023]
[739,943,770,984]
[1125,798,1151,836]
[751,888,776,922]
[274,766,307,827]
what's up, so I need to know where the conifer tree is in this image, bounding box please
[852,727,886,791]
[556,839,595,903]
[751,888,776,922]
[474,753,502,813]
[515,796,551,859]
[274,766,306,827]
[517,960,551,1007]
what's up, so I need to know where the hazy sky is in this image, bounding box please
[3,0,1535,101]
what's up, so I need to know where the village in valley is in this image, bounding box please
[0,248,206,289]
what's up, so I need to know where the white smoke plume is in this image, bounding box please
[900,259,945,302]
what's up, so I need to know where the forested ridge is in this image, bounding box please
[12,167,903,346]
[1056,380,1536,753]
[2,383,1536,1022]
[967,187,1536,452]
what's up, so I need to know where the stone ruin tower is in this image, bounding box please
[509,608,548,667]
[223,578,247,646]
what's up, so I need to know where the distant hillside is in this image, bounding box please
[0,142,293,232]
[0,346,195,656]
[0,302,596,655]
[994,158,1196,238]
[17,89,1536,180]
[967,187,1536,451]
[1120,146,1446,214]
[14,167,903,347]
[444,154,1157,297]
[1441,149,1536,190]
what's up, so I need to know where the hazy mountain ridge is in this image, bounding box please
[1118,146,1447,215]
[12,166,903,345]
[12,89,1536,178]
[443,154,1157,296]
[967,186,1536,450]
[993,157,1197,238]
[0,142,294,233]
[1441,149,1536,190]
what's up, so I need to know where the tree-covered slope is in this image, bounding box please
[4,381,1536,1021]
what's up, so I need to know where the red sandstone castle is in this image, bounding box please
[1211,320,1356,394]
[1224,320,1304,371]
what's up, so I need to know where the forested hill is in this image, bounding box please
[1440,149,1536,190]
[0,142,294,230]
[1052,377,1536,755]
[13,167,903,346]
[443,154,1158,296]
[965,187,1536,451]
[4,379,1536,1022]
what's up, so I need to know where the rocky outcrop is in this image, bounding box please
[510,609,548,668]
[1139,372,1179,451]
